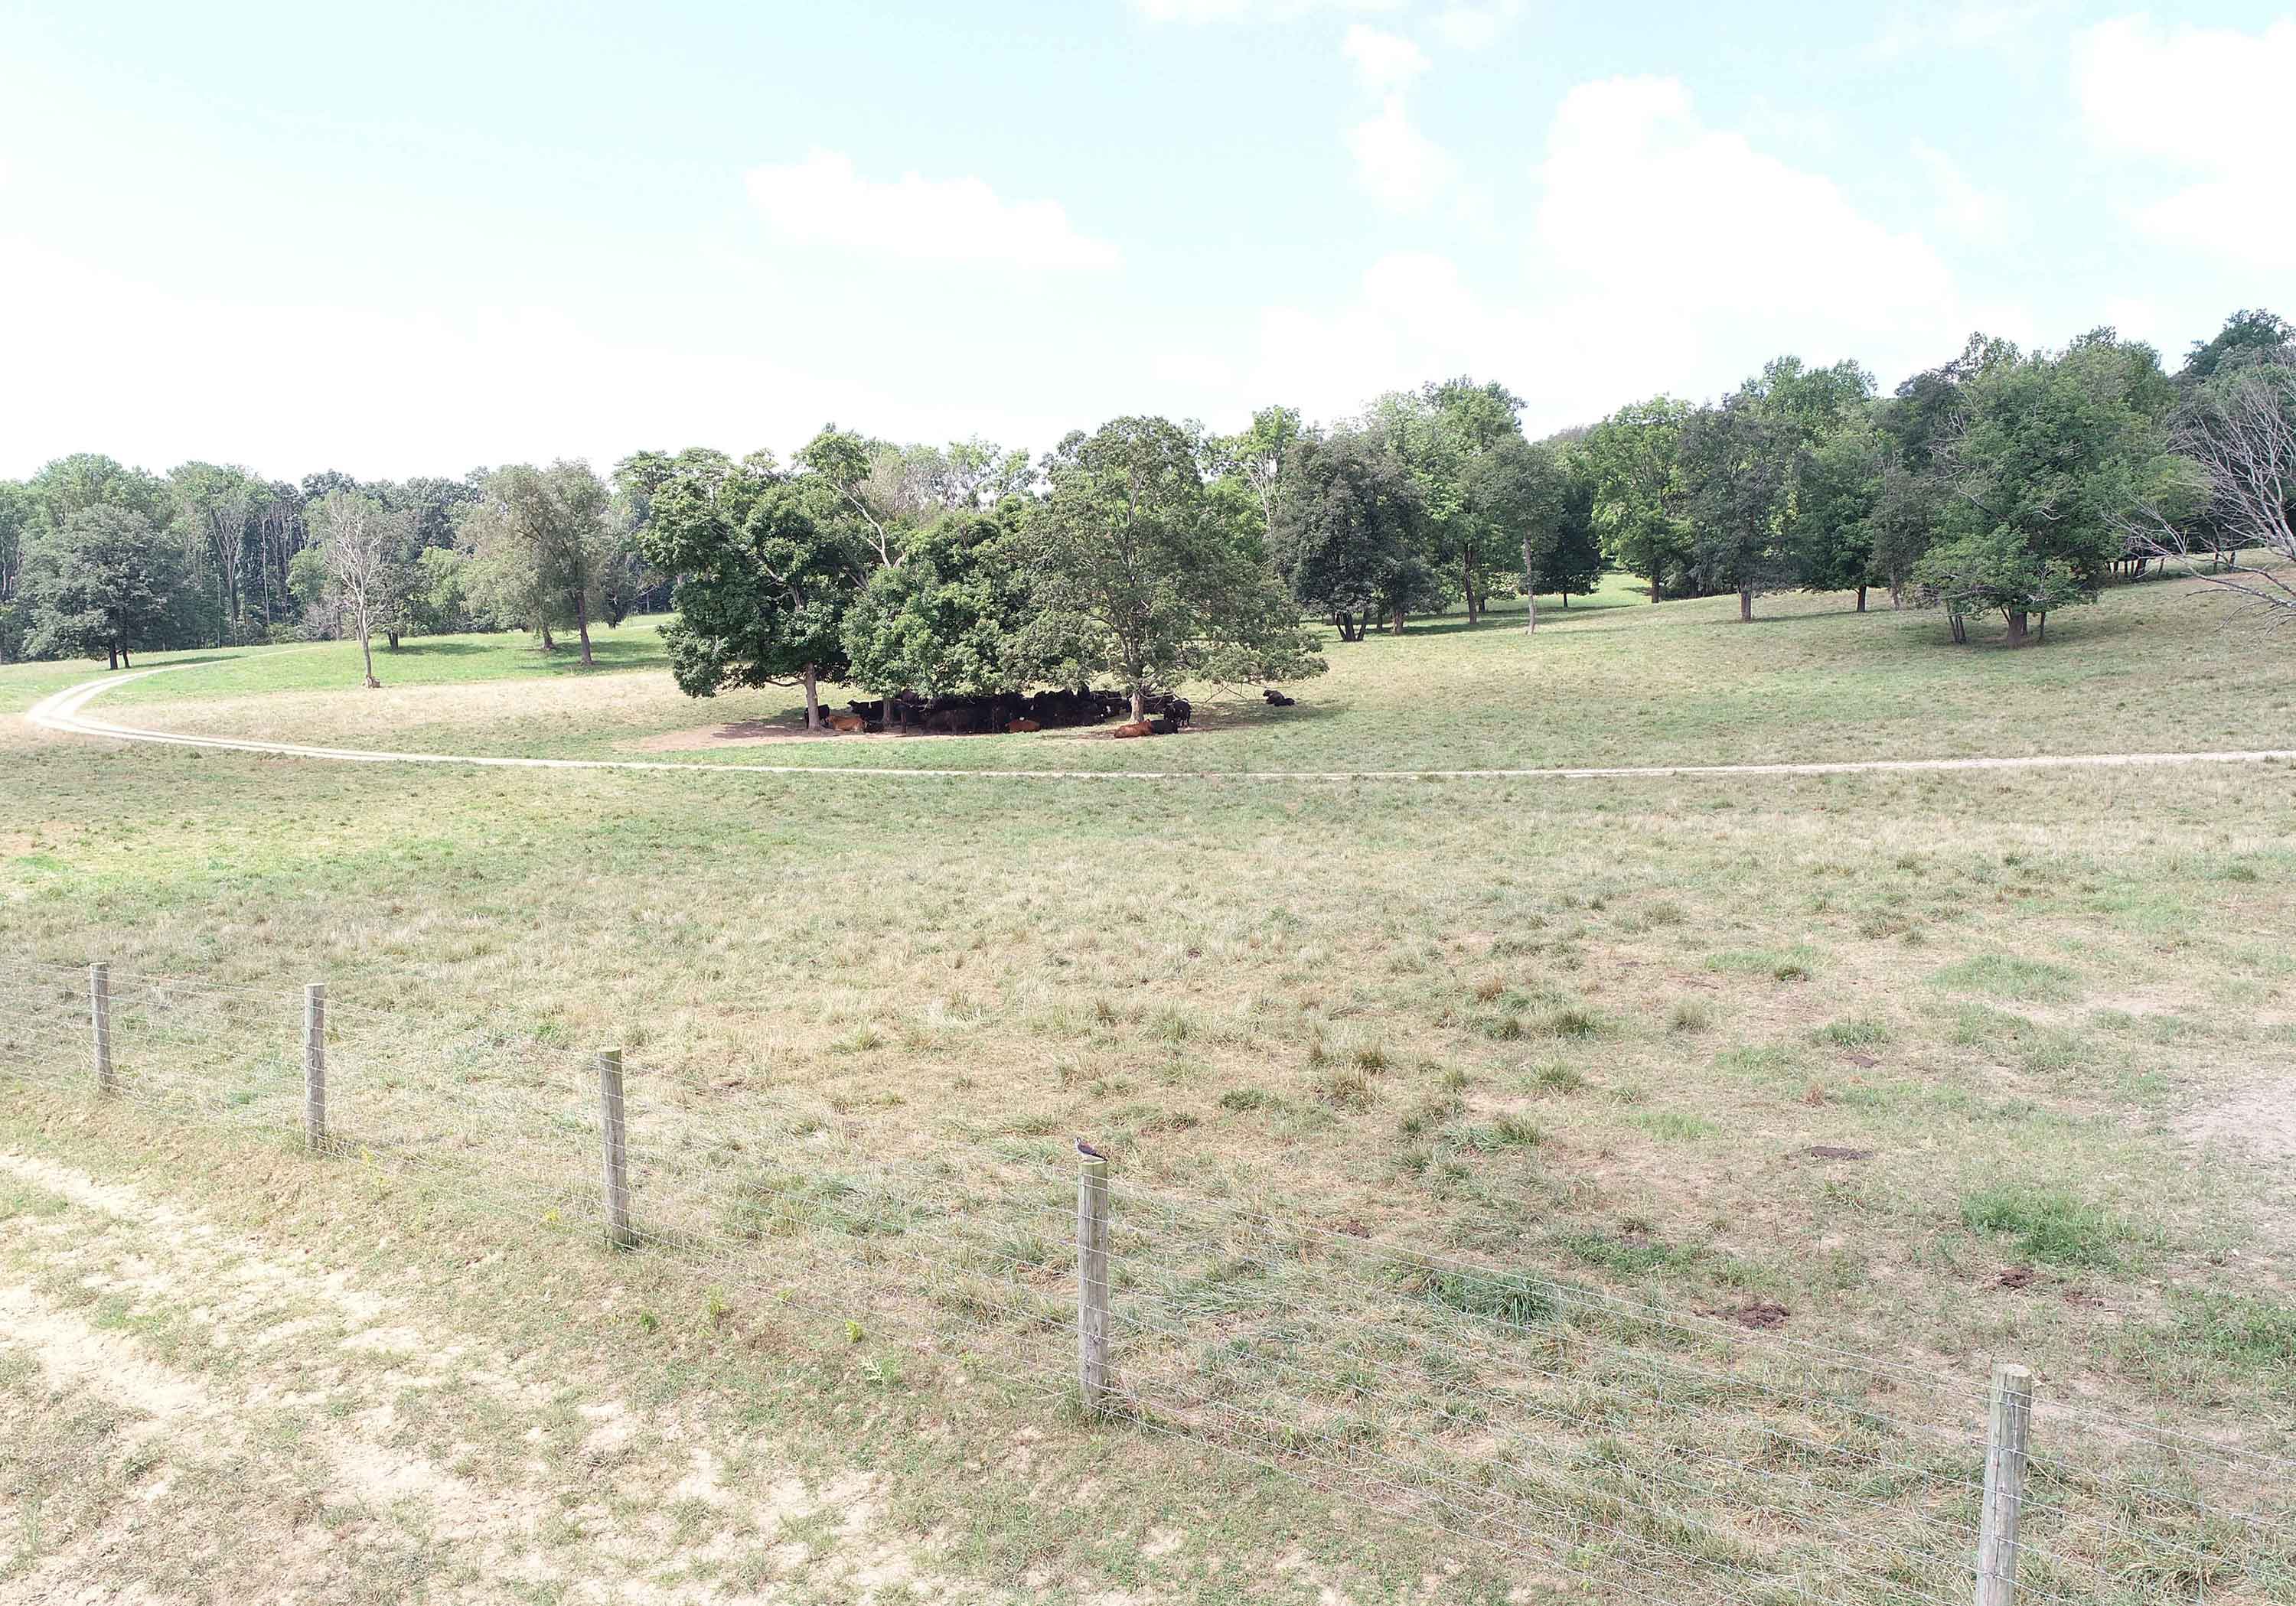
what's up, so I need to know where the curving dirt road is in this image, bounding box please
[27,665,2296,783]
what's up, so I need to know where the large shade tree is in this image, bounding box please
[1681,393,1797,621]
[1268,428,1433,641]
[840,510,1029,703]
[21,505,187,669]
[636,451,863,728]
[1916,332,2172,645]
[1016,415,1325,715]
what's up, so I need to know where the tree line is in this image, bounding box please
[2,307,2286,690]
[1577,308,2295,643]
[0,458,663,671]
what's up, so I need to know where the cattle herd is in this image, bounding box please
[824,688,1214,737]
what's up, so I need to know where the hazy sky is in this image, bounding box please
[2,1,2290,482]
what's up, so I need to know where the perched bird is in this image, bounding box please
[1076,1138,1107,1160]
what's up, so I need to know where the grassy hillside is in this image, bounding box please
[2,569,2292,1603]
[55,569,2293,774]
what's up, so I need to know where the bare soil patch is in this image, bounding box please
[2180,1074,2296,1167]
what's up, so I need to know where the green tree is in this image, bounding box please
[1543,446,1606,608]
[1585,398,1693,602]
[0,481,31,661]
[21,505,187,669]
[1459,435,1567,633]
[1919,335,2170,645]
[1268,428,1433,641]
[457,461,623,663]
[1866,458,1942,609]
[1212,405,1306,534]
[1681,395,1796,621]
[1791,424,1884,609]
[2178,308,2294,388]
[1362,378,1528,624]
[168,461,264,643]
[635,451,862,728]
[1016,416,1325,717]
[840,510,1026,702]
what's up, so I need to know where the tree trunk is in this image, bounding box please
[1391,605,1406,634]
[576,591,594,666]
[2004,609,2030,647]
[359,625,377,687]
[1738,585,1754,623]
[1855,585,1867,613]
[107,643,119,670]
[801,663,820,729]
[1561,591,1569,608]
[1649,572,1662,604]
[1130,684,1145,721]
[386,629,402,650]
[540,621,555,650]
[1462,552,1478,622]
[2036,613,2047,643]
[120,643,131,668]
[1525,588,1538,634]
[1949,612,1967,644]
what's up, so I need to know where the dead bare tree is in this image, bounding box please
[2125,364,2296,624]
[312,490,393,686]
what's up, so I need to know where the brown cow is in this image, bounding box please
[827,714,867,733]
[1113,719,1153,739]
[1006,718,1042,733]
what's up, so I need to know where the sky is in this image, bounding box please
[2,0,2291,483]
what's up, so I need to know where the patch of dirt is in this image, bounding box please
[1803,1145,1874,1161]
[631,718,843,751]
[1727,1301,1790,1331]
[1841,1052,1880,1069]
[2179,1076,2296,1166]
[1994,1265,2041,1291]
[0,1148,975,1604]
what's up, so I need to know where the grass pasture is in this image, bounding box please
[2,568,2294,1603]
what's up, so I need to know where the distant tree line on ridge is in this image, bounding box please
[1,309,2287,699]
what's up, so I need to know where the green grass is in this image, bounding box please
[2,562,2293,1601]
[36,562,2295,774]
[1958,1185,2144,1269]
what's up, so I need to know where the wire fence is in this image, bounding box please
[1,957,2290,1605]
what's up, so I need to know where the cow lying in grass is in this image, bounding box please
[1113,720,1153,739]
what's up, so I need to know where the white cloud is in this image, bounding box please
[1130,0,1401,20]
[1346,96,1456,210]
[1219,76,1983,433]
[1342,24,1429,92]
[744,150,1120,272]
[2075,15,2296,269]
[1910,138,2003,234]
[1867,2,2069,59]
[1427,2,1523,49]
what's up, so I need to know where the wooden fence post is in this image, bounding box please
[1975,1362,2033,1606]
[302,982,327,1152]
[595,1049,634,1249]
[89,963,113,1096]
[1075,1139,1110,1411]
